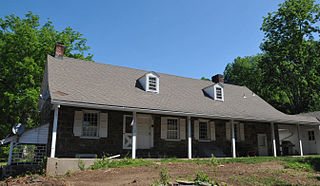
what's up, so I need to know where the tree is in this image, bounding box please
[0,12,93,138]
[201,77,210,81]
[260,0,320,114]
[224,55,263,94]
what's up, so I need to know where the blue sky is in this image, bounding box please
[1,0,283,79]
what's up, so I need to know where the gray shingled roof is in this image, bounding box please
[45,55,319,125]
[299,111,320,121]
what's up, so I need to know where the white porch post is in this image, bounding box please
[8,141,14,165]
[231,120,236,158]
[187,116,192,159]
[50,104,60,158]
[271,122,277,157]
[132,112,137,159]
[297,124,303,156]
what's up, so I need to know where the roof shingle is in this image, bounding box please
[46,55,319,125]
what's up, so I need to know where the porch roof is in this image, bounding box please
[44,55,319,125]
[298,111,320,121]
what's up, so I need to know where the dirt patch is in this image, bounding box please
[0,175,65,186]
[1,161,320,185]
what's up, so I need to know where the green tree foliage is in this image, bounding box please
[260,0,320,114]
[224,0,320,114]
[0,12,93,138]
[201,77,210,81]
[224,55,263,94]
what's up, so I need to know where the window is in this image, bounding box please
[214,85,224,101]
[308,130,315,141]
[82,112,99,137]
[124,115,133,133]
[216,87,222,100]
[148,77,157,91]
[167,118,179,139]
[199,121,209,140]
[204,84,224,101]
[138,72,160,93]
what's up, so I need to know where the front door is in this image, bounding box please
[257,134,268,156]
[304,130,317,154]
[136,114,153,149]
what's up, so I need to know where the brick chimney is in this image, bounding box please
[54,42,65,59]
[212,74,224,84]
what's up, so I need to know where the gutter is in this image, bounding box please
[51,99,320,126]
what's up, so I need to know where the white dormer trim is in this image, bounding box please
[146,73,159,93]
[213,84,224,101]
[138,71,160,93]
[203,83,224,101]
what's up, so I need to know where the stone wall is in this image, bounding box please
[47,105,281,158]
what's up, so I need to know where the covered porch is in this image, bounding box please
[46,104,319,160]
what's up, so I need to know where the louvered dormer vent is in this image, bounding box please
[138,71,160,93]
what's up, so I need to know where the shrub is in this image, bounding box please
[153,168,171,186]
[210,154,219,167]
[284,161,313,171]
[65,169,74,176]
[194,170,212,185]
[78,159,86,171]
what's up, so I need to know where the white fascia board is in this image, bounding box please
[51,99,320,126]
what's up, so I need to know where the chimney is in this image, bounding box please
[54,42,65,59]
[212,74,224,84]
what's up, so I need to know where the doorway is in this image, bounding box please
[303,130,317,154]
[136,114,153,149]
[257,133,268,156]
[123,114,153,150]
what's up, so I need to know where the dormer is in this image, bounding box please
[203,83,224,101]
[203,74,225,101]
[138,71,160,93]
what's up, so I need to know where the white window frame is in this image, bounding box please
[81,110,100,139]
[213,84,224,101]
[146,73,159,93]
[198,119,210,142]
[166,117,180,141]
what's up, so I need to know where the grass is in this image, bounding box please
[230,175,291,185]
[89,157,153,170]
[157,156,320,173]
[161,156,292,165]
[283,156,320,172]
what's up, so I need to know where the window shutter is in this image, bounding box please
[240,123,245,141]
[180,119,186,140]
[226,122,231,141]
[161,117,167,139]
[210,121,216,141]
[99,113,108,138]
[73,111,83,136]
[194,120,199,140]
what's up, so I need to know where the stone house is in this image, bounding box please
[3,43,320,172]
[35,43,320,160]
